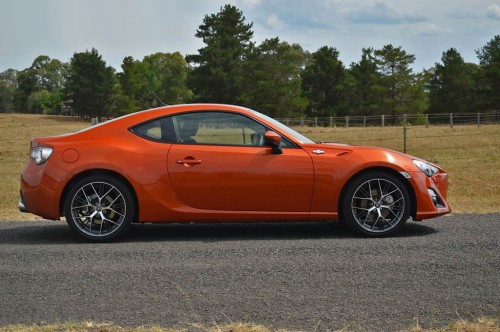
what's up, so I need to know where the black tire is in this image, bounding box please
[64,175,135,242]
[341,171,410,237]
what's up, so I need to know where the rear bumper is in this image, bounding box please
[18,192,28,213]
[20,159,70,220]
[17,194,29,213]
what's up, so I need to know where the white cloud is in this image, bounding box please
[486,4,500,20]
[266,13,285,30]
[344,2,427,24]
[241,0,261,7]
[417,23,453,36]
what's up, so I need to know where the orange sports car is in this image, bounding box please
[20,104,451,241]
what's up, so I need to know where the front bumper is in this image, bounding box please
[410,170,451,220]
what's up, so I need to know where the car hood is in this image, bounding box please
[301,142,434,173]
[305,142,409,155]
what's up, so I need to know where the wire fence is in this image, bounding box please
[277,111,500,128]
[1,112,499,166]
[275,111,500,153]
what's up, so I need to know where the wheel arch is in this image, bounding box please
[59,169,140,222]
[338,166,417,221]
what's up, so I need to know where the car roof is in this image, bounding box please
[131,103,252,122]
[83,104,255,134]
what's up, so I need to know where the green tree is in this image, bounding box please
[373,45,426,117]
[117,52,192,114]
[242,38,308,117]
[117,56,153,114]
[476,35,500,109]
[348,48,382,116]
[143,52,192,104]
[30,56,68,92]
[12,56,68,113]
[428,48,480,113]
[13,68,37,112]
[186,4,253,103]
[67,48,116,118]
[0,69,18,113]
[302,46,348,117]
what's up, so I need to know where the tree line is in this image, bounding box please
[1,5,499,119]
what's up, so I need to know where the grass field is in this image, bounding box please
[0,114,89,221]
[0,114,498,221]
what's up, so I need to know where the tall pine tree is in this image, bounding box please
[67,48,115,118]
[428,48,479,113]
[476,35,500,110]
[348,48,381,116]
[186,5,253,104]
[302,46,348,117]
[373,45,426,117]
[243,38,308,117]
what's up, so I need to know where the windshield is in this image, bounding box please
[250,110,315,144]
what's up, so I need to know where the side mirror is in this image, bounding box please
[264,131,283,154]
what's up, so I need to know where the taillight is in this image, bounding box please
[30,146,53,165]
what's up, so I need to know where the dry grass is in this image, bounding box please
[0,114,498,221]
[0,322,279,332]
[403,316,500,332]
[0,114,89,221]
[0,317,499,332]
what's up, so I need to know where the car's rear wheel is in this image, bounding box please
[64,175,134,242]
[342,171,410,237]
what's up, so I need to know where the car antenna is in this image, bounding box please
[151,91,167,106]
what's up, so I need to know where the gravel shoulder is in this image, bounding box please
[0,214,499,331]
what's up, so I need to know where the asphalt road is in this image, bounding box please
[0,214,499,331]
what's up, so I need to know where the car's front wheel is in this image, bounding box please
[342,171,411,237]
[64,175,135,242]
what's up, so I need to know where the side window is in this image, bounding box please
[173,112,267,146]
[130,111,295,147]
[130,117,176,143]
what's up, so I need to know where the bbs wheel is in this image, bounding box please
[64,175,135,242]
[342,171,411,237]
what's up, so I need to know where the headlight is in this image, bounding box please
[413,160,438,177]
[31,147,53,165]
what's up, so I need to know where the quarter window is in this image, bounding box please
[130,117,176,143]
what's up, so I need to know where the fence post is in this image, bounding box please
[363,116,366,127]
[477,112,480,128]
[300,117,304,126]
[345,116,349,127]
[450,113,453,128]
[403,114,407,154]
[382,114,385,127]
[329,116,333,127]
[425,114,429,128]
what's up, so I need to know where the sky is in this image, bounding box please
[1,0,499,73]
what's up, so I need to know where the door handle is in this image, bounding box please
[176,159,202,166]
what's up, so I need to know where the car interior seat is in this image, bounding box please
[179,120,199,144]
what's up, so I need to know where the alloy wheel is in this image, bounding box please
[350,178,406,233]
[69,181,127,238]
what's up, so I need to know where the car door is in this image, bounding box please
[167,111,314,212]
